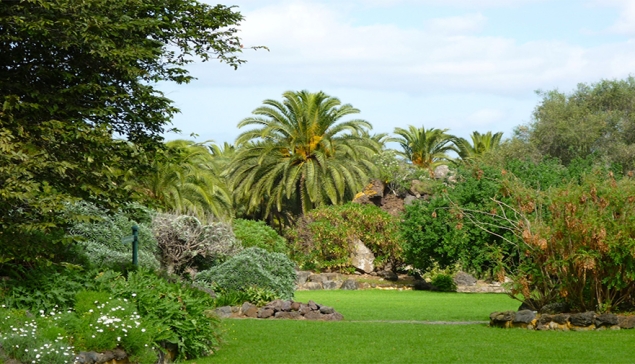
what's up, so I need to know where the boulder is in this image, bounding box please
[323,280,342,290]
[281,300,292,312]
[296,271,311,285]
[618,315,635,329]
[274,311,294,319]
[454,272,477,286]
[490,311,515,323]
[241,302,258,317]
[302,282,323,290]
[291,301,301,311]
[299,304,311,315]
[363,179,385,199]
[215,306,232,318]
[377,270,399,281]
[569,311,595,327]
[552,314,570,325]
[539,302,569,315]
[595,313,618,327]
[350,239,375,273]
[257,308,274,319]
[433,165,450,180]
[319,306,335,314]
[304,311,323,320]
[340,279,359,290]
[404,195,418,206]
[513,310,536,324]
[308,274,324,283]
[322,273,341,281]
[323,312,344,321]
[308,300,319,311]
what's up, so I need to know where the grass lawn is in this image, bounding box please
[187,290,635,363]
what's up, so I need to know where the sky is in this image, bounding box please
[160,0,635,144]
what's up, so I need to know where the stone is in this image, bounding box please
[538,314,553,325]
[323,312,344,321]
[454,271,477,286]
[513,310,536,324]
[350,239,375,273]
[296,271,311,285]
[595,313,618,327]
[404,195,418,206]
[552,314,570,325]
[340,279,359,290]
[377,270,399,281]
[308,300,319,310]
[413,280,435,291]
[257,308,274,319]
[492,311,515,323]
[241,302,258,316]
[319,306,335,314]
[569,311,595,327]
[267,299,285,312]
[303,282,323,290]
[618,315,635,329]
[274,311,294,319]
[433,165,450,179]
[100,351,116,362]
[539,302,569,314]
[112,348,127,360]
[323,280,342,290]
[308,274,324,283]
[281,300,292,312]
[304,311,323,320]
[364,179,385,199]
[291,301,301,311]
[322,273,341,281]
[215,306,232,318]
[299,304,311,315]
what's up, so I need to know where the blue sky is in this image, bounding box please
[160,0,635,144]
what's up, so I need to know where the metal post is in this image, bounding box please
[132,225,139,267]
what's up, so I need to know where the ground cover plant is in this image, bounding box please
[188,290,635,364]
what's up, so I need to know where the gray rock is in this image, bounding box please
[323,312,344,321]
[538,314,554,325]
[595,313,618,327]
[322,273,341,281]
[350,239,375,273]
[433,165,450,179]
[267,299,285,312]
[299,304,311,315]
[303,282,323,290]
[539,302,569,314]
[241,302,258,316]
[304,311,323,320]
[319,306,335,314]
[308,300,319,310]
[281,300,292,312]
[291,301,301,311]
[491,311,515,323]
[454,271,477,286]
[308,274,324,283]
[112,348,127,360]
[513,310,536,324]
[323,280,342,290]
[296,271,311,285]
[569,311,595,327]
[215,306,232,318]
[404,195,418,205]
[274,311,294,319]
[552,314,570,325]
[378,270,399,281]
[618,316,635,329]
[340,279,359,290]
[257,308,274,319]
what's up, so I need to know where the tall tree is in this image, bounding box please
[228,90,380,220]
[0,0,245,266]
[456,131,504,162]
[393,125,457,170]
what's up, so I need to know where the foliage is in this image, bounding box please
[66,202,160,270]
[393,125,457,170]
[287,203,402,271]
[214,286,278,307]
[96,269,222,360]
[519,77,635,168]
[129,140,233,219]
[499,171,635,312]
[228,90,381,220]
[0,0,246,267]
[431,274,457,292]
[371,149,432,195]
[456,131,503,162]
[232,218,288,254]
[152,213,241,275]
[196,247,296,300]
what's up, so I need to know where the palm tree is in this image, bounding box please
[227,90,380,220]
[456,131,504,162]
[393,125,457,170]
[130,140,233,219]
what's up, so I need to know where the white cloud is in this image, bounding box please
[426,13,486,35]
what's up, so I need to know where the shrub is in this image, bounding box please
[196,247,296,300]
[431,274,457,292]
[500,171,635,312]
[233,218,287,253]
[152,213,241,275]
[66,201,160,270]
[287,203,402,271]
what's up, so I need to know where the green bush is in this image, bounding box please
[196,247,296,300]
[233,218,287,253]
[287,203,402,271]
[66,202,160,270]
[431,274,457,292]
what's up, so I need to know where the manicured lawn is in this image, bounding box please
[187,291,635,363]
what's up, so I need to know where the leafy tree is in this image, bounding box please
[456,131,503,162]
[0,0,245,266]
[130,140,233,219]
[228,90,380,220]
[393,125,457,171]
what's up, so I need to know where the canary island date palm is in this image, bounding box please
[228,90,380,219]
[456,131,504,162]
[393,125,457,170]
[131,139,232,219]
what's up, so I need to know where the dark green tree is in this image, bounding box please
[0,0,246,266]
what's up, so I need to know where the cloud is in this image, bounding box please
[426,13,487,35]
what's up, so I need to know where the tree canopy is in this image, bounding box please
[0,0,245,266]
